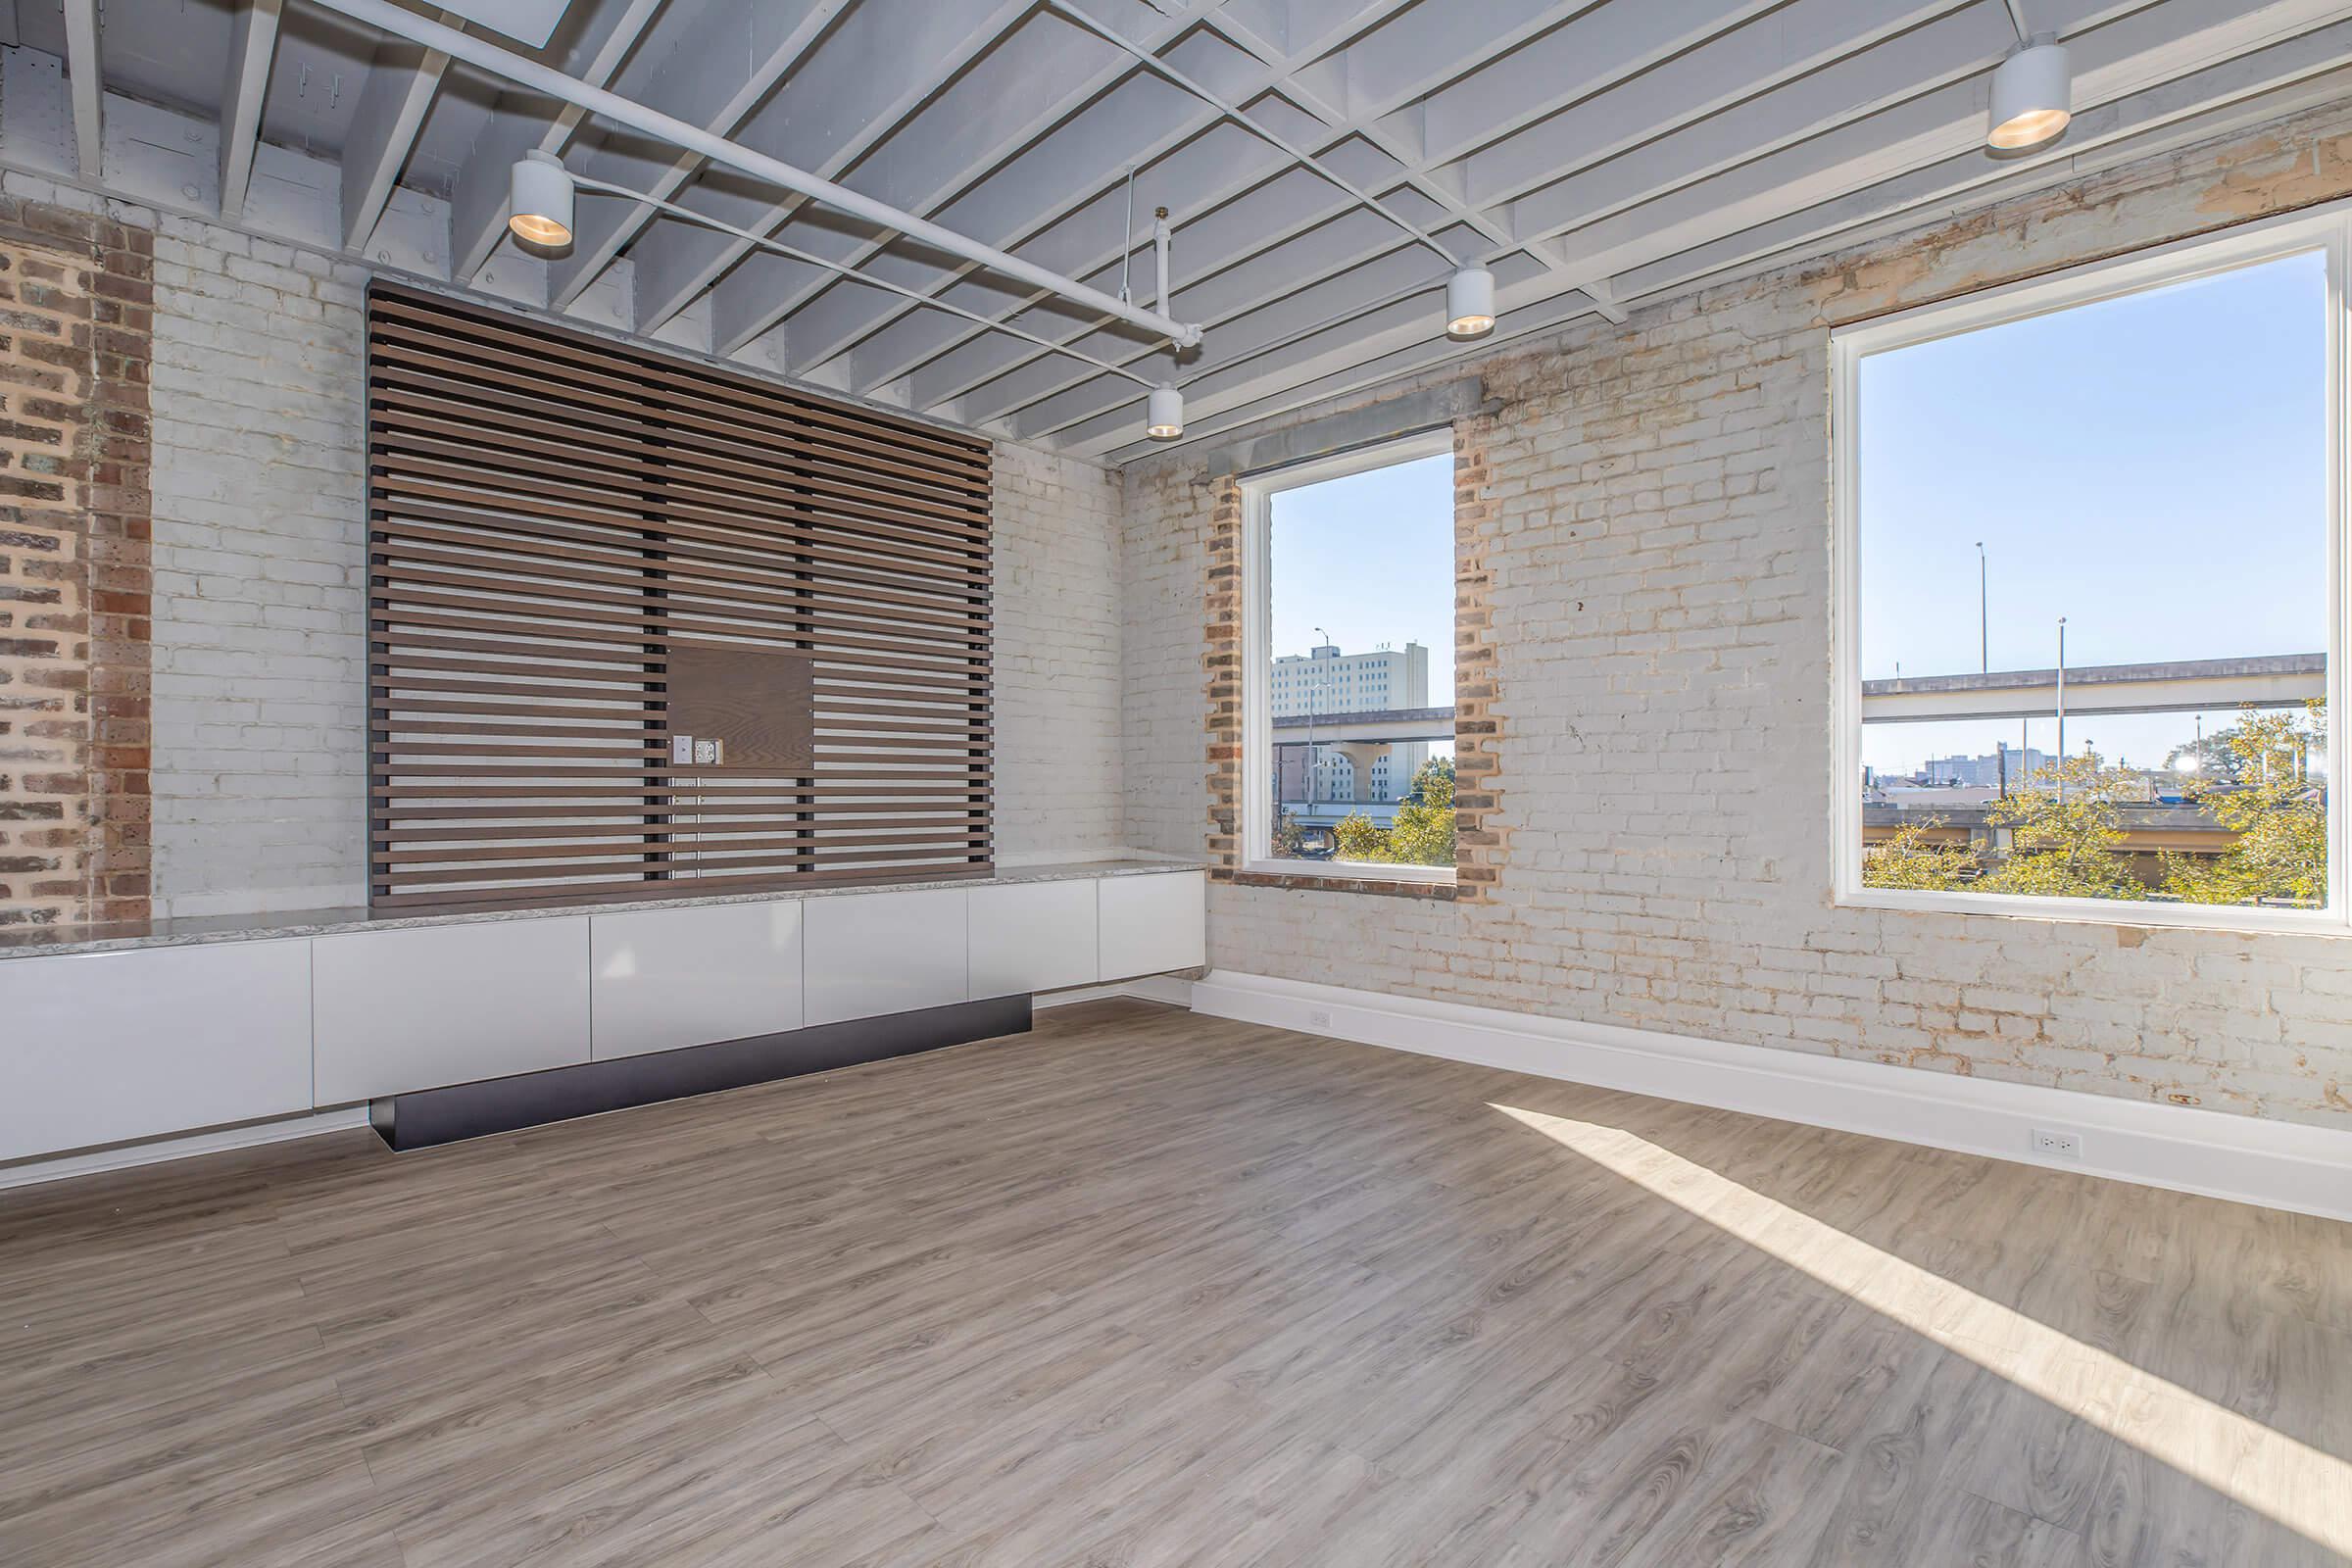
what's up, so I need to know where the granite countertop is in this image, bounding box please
[0,858,1207,960]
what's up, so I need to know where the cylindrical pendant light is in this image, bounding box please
[1146,384,1184,440]
[508,151,576,248]
[1446,267,1495,339]
[1988,36,2071,151]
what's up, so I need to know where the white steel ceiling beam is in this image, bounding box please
[677,2,1195,362]
[1086,20,2352,463]
[625,0,1039,338]
[61,0,101,180]
[796,12,1431,398]
[446,0,666,280]
[617,0,1027,335]
[340,16,457,250]
[542,0,857,310]
[872,0,1795,424]
[1004,0,2352,449]
[1523,0,2352,270]
[1044,0,1457,266]
[891,146,1353,409]
[948,207,1439,425]
[218,0,284,222]
[1440,0,1981,210]
[742,16,1259,379]
[937,0,1949,431]
[1613,15,2352,303]
[304,0,1203,347]
[850,0,1579,416]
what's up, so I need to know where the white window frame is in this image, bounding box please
[1243,429,1456,885]
[1831,203,2351,936]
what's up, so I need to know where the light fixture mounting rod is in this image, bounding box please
[307,0,1205,350]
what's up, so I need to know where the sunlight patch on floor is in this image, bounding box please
[1492,1102,2351,1556]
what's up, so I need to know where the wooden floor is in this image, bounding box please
[4,1000,2348,1567]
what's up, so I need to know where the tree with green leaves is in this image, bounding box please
[2165,702,2326,907]
[1320,755,1457,867]
[1385,755,1457,867]
[1860,816,1981,890]
[1975,753,2144,900]
[1271,807,1304,858]
[1334,811,1386,861]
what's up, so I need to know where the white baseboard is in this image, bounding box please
[1036,974,1197,1009]
[1185,969,2352,1224]
[0,1107,371,1193]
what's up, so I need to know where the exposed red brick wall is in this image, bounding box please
[0,203,154,928]
[1203,433,1506,904]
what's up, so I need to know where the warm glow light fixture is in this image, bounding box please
[1987,37,2071,151]
[1146,384,1184,440]
[1446,267,1496,339]
[508,151,576,248]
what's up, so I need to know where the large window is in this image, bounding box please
[1833,212,2346,931]
[1243,433,1455,882]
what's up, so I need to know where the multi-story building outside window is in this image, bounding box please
[1272,640,1428,717]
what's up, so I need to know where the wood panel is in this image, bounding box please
[366,283,994,912]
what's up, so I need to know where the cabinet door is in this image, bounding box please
[0,942,313,1161]
[1098,872,1206,980]
[803,888,968,1027]
[313,917,589,1103]
[968,879,1098,998]
[591,900,805,1059]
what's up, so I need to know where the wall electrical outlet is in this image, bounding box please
[1306,1008,1333,1031]
[693,738,720,765]
[2031,1127,2082,1160]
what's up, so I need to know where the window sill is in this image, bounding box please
[1231,861,1458,900]
[1836,886,2350,939]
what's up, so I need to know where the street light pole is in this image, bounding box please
[1977,541,1987,674]
[1309,627,1331,809]
[2055,616,2068,797]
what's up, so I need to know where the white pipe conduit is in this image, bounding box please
[308,0,1206,350]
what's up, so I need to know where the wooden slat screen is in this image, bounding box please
[365,283,994,911]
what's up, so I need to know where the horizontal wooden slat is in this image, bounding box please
[368,289,991,485]
[372,534,987,628]
[368,284,993,912]
[376,492,990,594]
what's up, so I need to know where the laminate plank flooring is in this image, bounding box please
[3,999,2349,1566]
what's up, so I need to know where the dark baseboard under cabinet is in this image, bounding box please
[368,993,1033,1152]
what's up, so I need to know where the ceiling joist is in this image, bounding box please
[2,0,2348,458]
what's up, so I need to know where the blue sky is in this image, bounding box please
[1857,247,2328,775]
[1270,451,1456,709]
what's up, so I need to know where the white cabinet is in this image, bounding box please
[1098,871,1206,980]
[312,917,590,1103]
[591,901,804,1059]
[969,879,1098,998]
[0,941,313,1161]
[804,887,967,1027]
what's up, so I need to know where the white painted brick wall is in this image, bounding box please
[991,443,1125,862]
[1119,99,2352,1131]
[149,215,371,917]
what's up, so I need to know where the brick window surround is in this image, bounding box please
[1205,416,1507,903]
[0,204,155,929]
